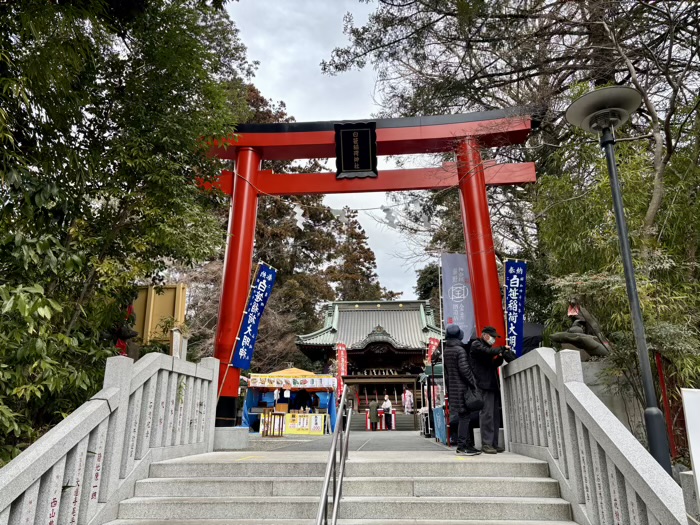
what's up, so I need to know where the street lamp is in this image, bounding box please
[565,86,672,475]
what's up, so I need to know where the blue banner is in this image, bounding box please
[231,262,277,370]
[433,406,447,445]
[504,260,527,357]
[440,253,476,342]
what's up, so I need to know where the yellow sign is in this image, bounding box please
[259,413,326,436]
[248,375,335,389]
[284,414,325,435]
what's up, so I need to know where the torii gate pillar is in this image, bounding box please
[457,138,506,338]
[214,148,259,424]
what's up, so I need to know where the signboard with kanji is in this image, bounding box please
[440,253,476,342]
[334,122,378,179]
[336,343,348,400]
[231,262,277,369]
[504,260,527,356]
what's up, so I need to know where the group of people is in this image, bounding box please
[368,395,394,430]
[443,324,516,455]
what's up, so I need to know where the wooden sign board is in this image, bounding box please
[334,122,377,179]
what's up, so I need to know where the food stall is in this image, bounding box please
[242,368,337,435]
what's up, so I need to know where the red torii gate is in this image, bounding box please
[208,110,535,423]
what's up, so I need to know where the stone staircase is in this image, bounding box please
[108,450,577,524]
[349,412,417,431]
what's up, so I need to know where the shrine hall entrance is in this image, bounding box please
[297,300,442,431]
[209,109,536,423]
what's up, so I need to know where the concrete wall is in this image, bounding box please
[582,361,645,438]
[0,354,219,525]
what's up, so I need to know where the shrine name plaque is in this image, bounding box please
[334,122,378,179]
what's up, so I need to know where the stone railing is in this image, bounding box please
[681,471,699,524]
[0,353,219,525]
[502,348,687,525]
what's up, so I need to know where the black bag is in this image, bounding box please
[463,387,484,412]
[383,406,391,414]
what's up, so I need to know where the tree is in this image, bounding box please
[415,263,439,301]
[0,0,251,464]
[324,0,700,457]
[324,0,700,261]
[326,208,399,301]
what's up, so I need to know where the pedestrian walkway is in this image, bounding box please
[246,430,446,452]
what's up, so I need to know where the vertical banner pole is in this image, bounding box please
[336,343,348,407]
[438,256,450,447]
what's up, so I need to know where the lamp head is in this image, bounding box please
[565,86,642,134]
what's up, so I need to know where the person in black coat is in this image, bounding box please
[470,326,514,454]
[442,324,481,455]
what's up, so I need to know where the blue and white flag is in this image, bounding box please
[231,262,277,370]
[440,253,476,342]
[504,260,527,357]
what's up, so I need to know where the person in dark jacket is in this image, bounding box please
[470,326,513,454]
[369,399,379,431]
[443,324,481,455]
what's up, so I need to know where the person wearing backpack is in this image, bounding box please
[470,326,512,454]
[443,324,482,455]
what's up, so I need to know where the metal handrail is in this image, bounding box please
[315,388,352,525]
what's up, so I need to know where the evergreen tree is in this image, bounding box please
[326,208,396,301]
[0,0,251,464]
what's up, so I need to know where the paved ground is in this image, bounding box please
[245,430,450,452]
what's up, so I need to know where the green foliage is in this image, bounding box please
[326,0,700,461]
[415,263,439,301]
[0,0,250,464]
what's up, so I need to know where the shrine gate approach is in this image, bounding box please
[208,109,535,423]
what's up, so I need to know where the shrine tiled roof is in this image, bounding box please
[296,300,442,350]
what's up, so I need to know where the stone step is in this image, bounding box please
[106,518,577,525]
[350,418,416,426]
[117,496,571,521]
[134,476,560,498]
[149,457,549,479]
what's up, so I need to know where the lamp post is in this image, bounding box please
[565,86,672,475]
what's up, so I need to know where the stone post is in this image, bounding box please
[680,471,699,523]
[200,357,220,451]
[170,328,183,359]
[98,356,133,501]
[555,350,585,504]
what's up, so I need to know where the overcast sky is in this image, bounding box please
[227,1,425,299]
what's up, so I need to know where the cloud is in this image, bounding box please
[227,1,424,299]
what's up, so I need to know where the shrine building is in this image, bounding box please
[297,300,442,429]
